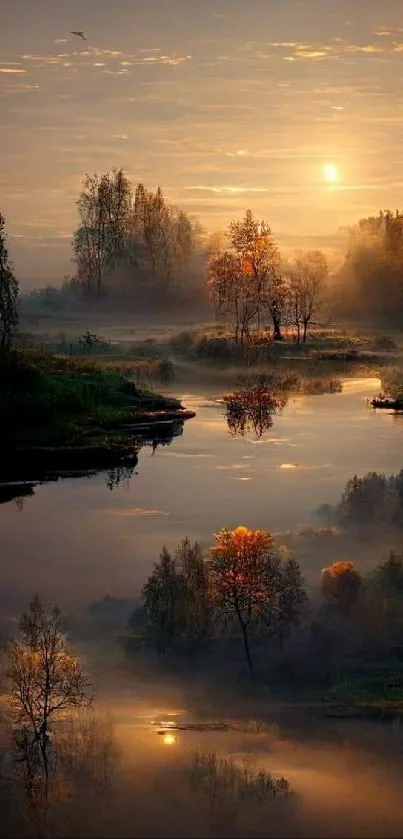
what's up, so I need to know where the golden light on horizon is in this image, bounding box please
[323,163,339,184]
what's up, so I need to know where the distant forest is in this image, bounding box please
[19,167,403,328]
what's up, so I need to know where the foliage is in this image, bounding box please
[0,347,171,448]
[141,546,189,656]
[210,527,306,673]
[332,468,403,527]
[134,528,306,673]
[73,168,133,295]
[175,538,212,652]
[207,210,284,342]
[320,561,362,616]
[6,596,90,741]
[332,210,403,326]
[0,212,19,353]
[207,211,328,346]
[225,381,288,438]
[71,171,204,301]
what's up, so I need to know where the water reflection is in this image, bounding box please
[224,381,288,439]
[0,422,187,508]
[106,465,136,491]
[5,712,115,837]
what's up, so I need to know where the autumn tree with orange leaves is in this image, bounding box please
[321,561,362,616]
[209,527,306,674]
[207,210,284,344]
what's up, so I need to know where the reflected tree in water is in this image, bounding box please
[9,711,116,837]
[224,378,288,439]
[106,464,136,490]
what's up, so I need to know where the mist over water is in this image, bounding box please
[2,376,403,837]
[0,377,402,614]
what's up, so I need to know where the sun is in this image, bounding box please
[323,163,339,184]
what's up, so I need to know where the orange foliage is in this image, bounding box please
[212,526,273,557]
[322,560,358,579]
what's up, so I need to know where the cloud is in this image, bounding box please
[0,67,27,74]
[101,508,170,518]
[185,186,268,194]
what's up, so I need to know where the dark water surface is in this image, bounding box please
[1,377,402,614]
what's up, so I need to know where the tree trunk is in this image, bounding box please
[272,315,283,341]
[302,319,308,342]
[240,623,254,676]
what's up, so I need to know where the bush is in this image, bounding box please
[170,330,196,355]
[371,335,398,353]
[188,749,291,808]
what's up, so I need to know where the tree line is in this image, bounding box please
[0,212,19,354]
[4,175,403,329]
[71,169,204,302]
[331,210,403,327]
[133,527,305,675]
[128,521,403,683]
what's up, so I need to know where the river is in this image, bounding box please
[3,375,403,837]
[1,376,402,616]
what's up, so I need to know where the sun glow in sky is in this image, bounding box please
[323,164,339,185]
[1,0,403,283]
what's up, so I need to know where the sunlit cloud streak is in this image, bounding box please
[2,0,403,283]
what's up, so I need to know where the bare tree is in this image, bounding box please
[289,250,328,341]
[7,596,90,752]
[0,212,19,353]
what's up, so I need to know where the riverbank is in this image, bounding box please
[1,348,195,480]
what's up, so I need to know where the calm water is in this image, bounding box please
[1,377,402,615]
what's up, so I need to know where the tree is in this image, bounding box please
[320,561,362,616]
[289,250,328,341]
[373,551,403,599]
[337,471,388,525]
[210,526,283,674]
[225,380,287,439]
[141,547,187,656]
[276,556,307,646]
[229,210,282,336]
[206,210,285,343]
[0,212,19,353]
[73,169,132,294]
[333,210,403,326]
[175,538,211,653]
[6,596,90,764]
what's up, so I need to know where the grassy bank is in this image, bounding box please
[1,348,193,458]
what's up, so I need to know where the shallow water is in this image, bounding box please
[1,377,402,614]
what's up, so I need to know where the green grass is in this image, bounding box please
[1,349,170,449]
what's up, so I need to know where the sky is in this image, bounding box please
[1,0,403,286]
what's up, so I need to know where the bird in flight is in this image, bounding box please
[71,31,87,41]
